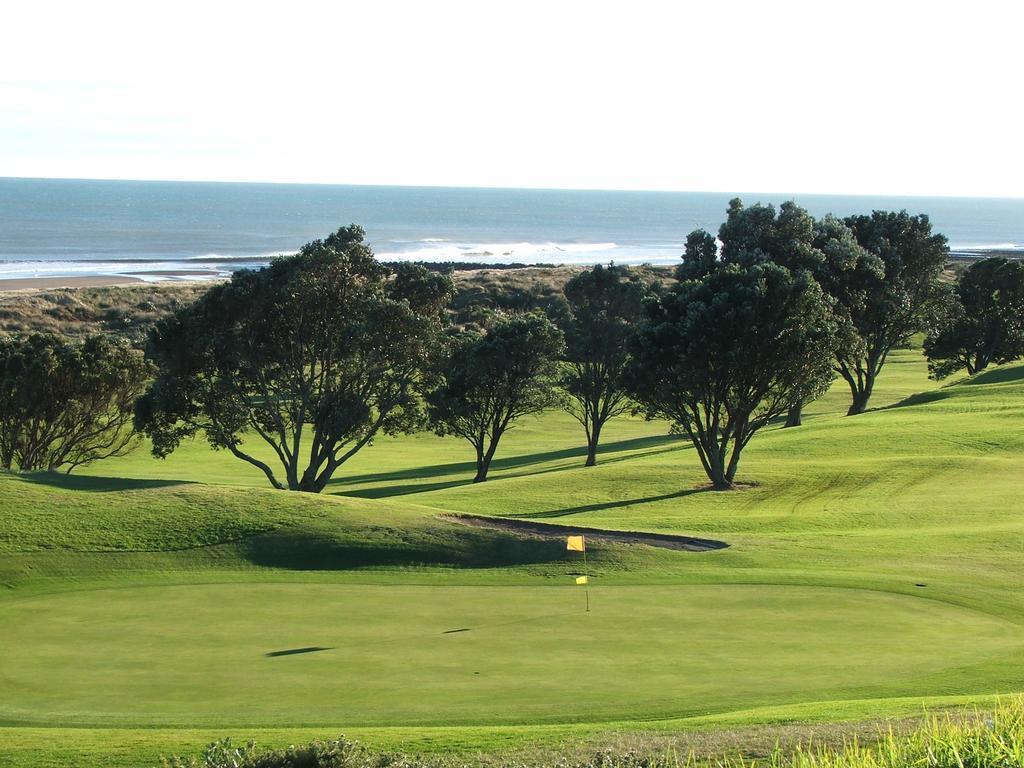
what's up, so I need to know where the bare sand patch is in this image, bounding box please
[0,275,147,292]
[445,513,728,551]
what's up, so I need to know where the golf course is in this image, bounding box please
[2,346,1023,767]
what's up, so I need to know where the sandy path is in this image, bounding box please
[445,513,728,551]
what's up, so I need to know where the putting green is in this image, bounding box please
[1,582,1019,728]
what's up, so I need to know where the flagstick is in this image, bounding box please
[583,545,590,613]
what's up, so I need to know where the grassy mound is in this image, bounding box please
[0,473,329,552]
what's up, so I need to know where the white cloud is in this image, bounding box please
[2,0,1021,196]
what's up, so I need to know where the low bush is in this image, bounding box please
[161,736,411,768]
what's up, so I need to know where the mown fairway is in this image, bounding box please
[2,349,1024,766]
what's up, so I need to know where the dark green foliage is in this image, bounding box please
[839,211,949,413]
[717,198,821,271]
[0,333,152,472]
[625,262,839,489]
[924,257,1024,378]
[677,229,718,279]
[711,199,828,426]
[560,265,649,465]
[428,312,564,482]
[711,201,948,417]
[135,225,454,492]
[711,200,878,426]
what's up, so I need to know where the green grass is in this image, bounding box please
[2,349,1024,766]
[4,583,1016,728]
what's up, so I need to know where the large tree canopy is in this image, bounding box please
[924,257,1024,378]
[716,202,949,416]
[560,264,648,466]
[710,199,827,426]
[717,198,821,271]
[0,333,152,472]
[427,312,564,483]
[705,201,949,417]
[625,262,839,490]
[839,210,949,414]
[135,225,454,492]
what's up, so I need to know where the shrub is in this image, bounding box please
[161,736,406,768]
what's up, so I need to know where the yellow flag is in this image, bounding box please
[566,535,585,552]
[575,575,588,585]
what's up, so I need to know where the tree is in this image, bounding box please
[924,257,1024,378]
[427,312,564,483]
[135,225,454,492]
[624,262,839,490]
[677,229,719,279]
[838,211,949,414]
[713,199,824,426]
[560,264,648,466]
[0,333,152,472]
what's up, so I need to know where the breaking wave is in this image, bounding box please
[376,240,621,264]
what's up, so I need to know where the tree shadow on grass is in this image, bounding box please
[883,389,954,410]
[340,478,470,499]
[960,365,1024,386]
[329,434,683,499]
[502,487,713,519]
[884,364,1024,411]
[240,521,569,571]
[12,471,191,492]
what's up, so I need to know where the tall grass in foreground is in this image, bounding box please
[163,698,1024,768]
[754,701,1024,768]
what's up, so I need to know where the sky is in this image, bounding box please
[2,0,1022,197]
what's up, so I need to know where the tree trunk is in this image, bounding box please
[784,402,803,428]
[473,437,500,483]
[846,369,877,416]
[584,420,603,467]
[967,355,990,376]
[846,388,871,415]
[704,443,735,490]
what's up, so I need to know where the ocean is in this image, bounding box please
[1,177,1022,282]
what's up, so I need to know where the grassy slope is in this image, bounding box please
[2,350,1024,766]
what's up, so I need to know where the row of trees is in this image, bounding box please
[130,210,954,492]
[3,210,1020,490]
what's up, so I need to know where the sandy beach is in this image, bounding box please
[0,275,147,292]
[0,272,223,292]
